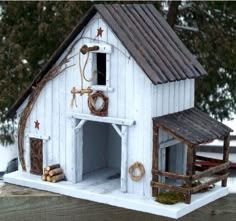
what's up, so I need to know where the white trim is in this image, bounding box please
[112,124,122,137]
[159,139,180,183]
[26,135,49,174]
[121,125,128,193]
[70,113,135,126]
[106,53,111,88]
[159,139,180,149]
[26,133,50,141]
[43,140,48,169]
[71,119,77,183]
[77,123,83,183]
[75,119,87,132]
[90,85,114,92]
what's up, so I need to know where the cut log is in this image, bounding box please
[51,174,65,183]
[46,176,52,182]
[45,164,60,171]
[43,170,49,176]
[49,168,63,177]
[41,175,47,181]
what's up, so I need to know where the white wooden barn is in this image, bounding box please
[4,4,233,218]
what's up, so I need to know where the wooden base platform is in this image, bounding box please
[4,170,229,219]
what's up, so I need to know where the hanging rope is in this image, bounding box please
[71,44,100,108]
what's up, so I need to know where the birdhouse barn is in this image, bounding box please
[4,4,233,219]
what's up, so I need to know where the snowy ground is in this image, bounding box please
[0,144,17,172]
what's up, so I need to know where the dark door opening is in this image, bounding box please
[30,138,43,175]
[82,122,121,185]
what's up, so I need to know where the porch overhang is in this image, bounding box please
[153,107,233,146]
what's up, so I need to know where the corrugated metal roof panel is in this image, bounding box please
[153,108,233,145]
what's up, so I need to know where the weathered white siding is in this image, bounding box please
[18,13,194,197]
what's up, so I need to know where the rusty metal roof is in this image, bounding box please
[153,108,233,145]
[8,4,207,118]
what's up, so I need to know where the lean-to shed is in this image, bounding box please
[5,4,233,219]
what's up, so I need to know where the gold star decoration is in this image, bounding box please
[34,120,40,129]
[96,27,104,37]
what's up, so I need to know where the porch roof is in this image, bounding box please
[153,108,233,146]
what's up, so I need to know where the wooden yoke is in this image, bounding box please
[80,45,99,54]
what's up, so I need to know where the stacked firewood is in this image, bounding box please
[41,164,65,183]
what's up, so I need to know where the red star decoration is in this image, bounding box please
[34,120,40,129]
[96,27,104,37]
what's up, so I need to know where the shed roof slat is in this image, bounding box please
[153,108,233,145]
[116,5,176,81]
[173,111,220,141]
[127,5,183,81]
[156,116,208,144]
[190,108,232,134]
[143,6,201,78]
[146,4,207,77]
[96,4,164,84]
[139,5,197,79]
[110,5,169,81]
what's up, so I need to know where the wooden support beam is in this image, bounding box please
[152,123,159,196]
[192,162,230,181]
[74,119,86,132]
[71,113,135,126]
[152,169,190,181]
[151,181,188,194]
[112,124,122,137]
[159,139,180,149]
[192,148,196,175]
[222,134,230,187]
[185,145,193,204]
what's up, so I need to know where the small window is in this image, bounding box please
[96,53,106,85]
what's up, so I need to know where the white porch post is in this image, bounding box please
[121,125,128,193]
[71,118,84,184]
[71,118,77,184]
[76,122,83,183]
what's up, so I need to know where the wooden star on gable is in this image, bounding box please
[34,120,40,129]
[96,27,104,37]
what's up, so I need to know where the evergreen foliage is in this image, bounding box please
[0,1,235,143]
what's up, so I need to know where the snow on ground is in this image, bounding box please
[0,144,17,172]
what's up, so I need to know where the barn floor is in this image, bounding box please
[4,170,229,219]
